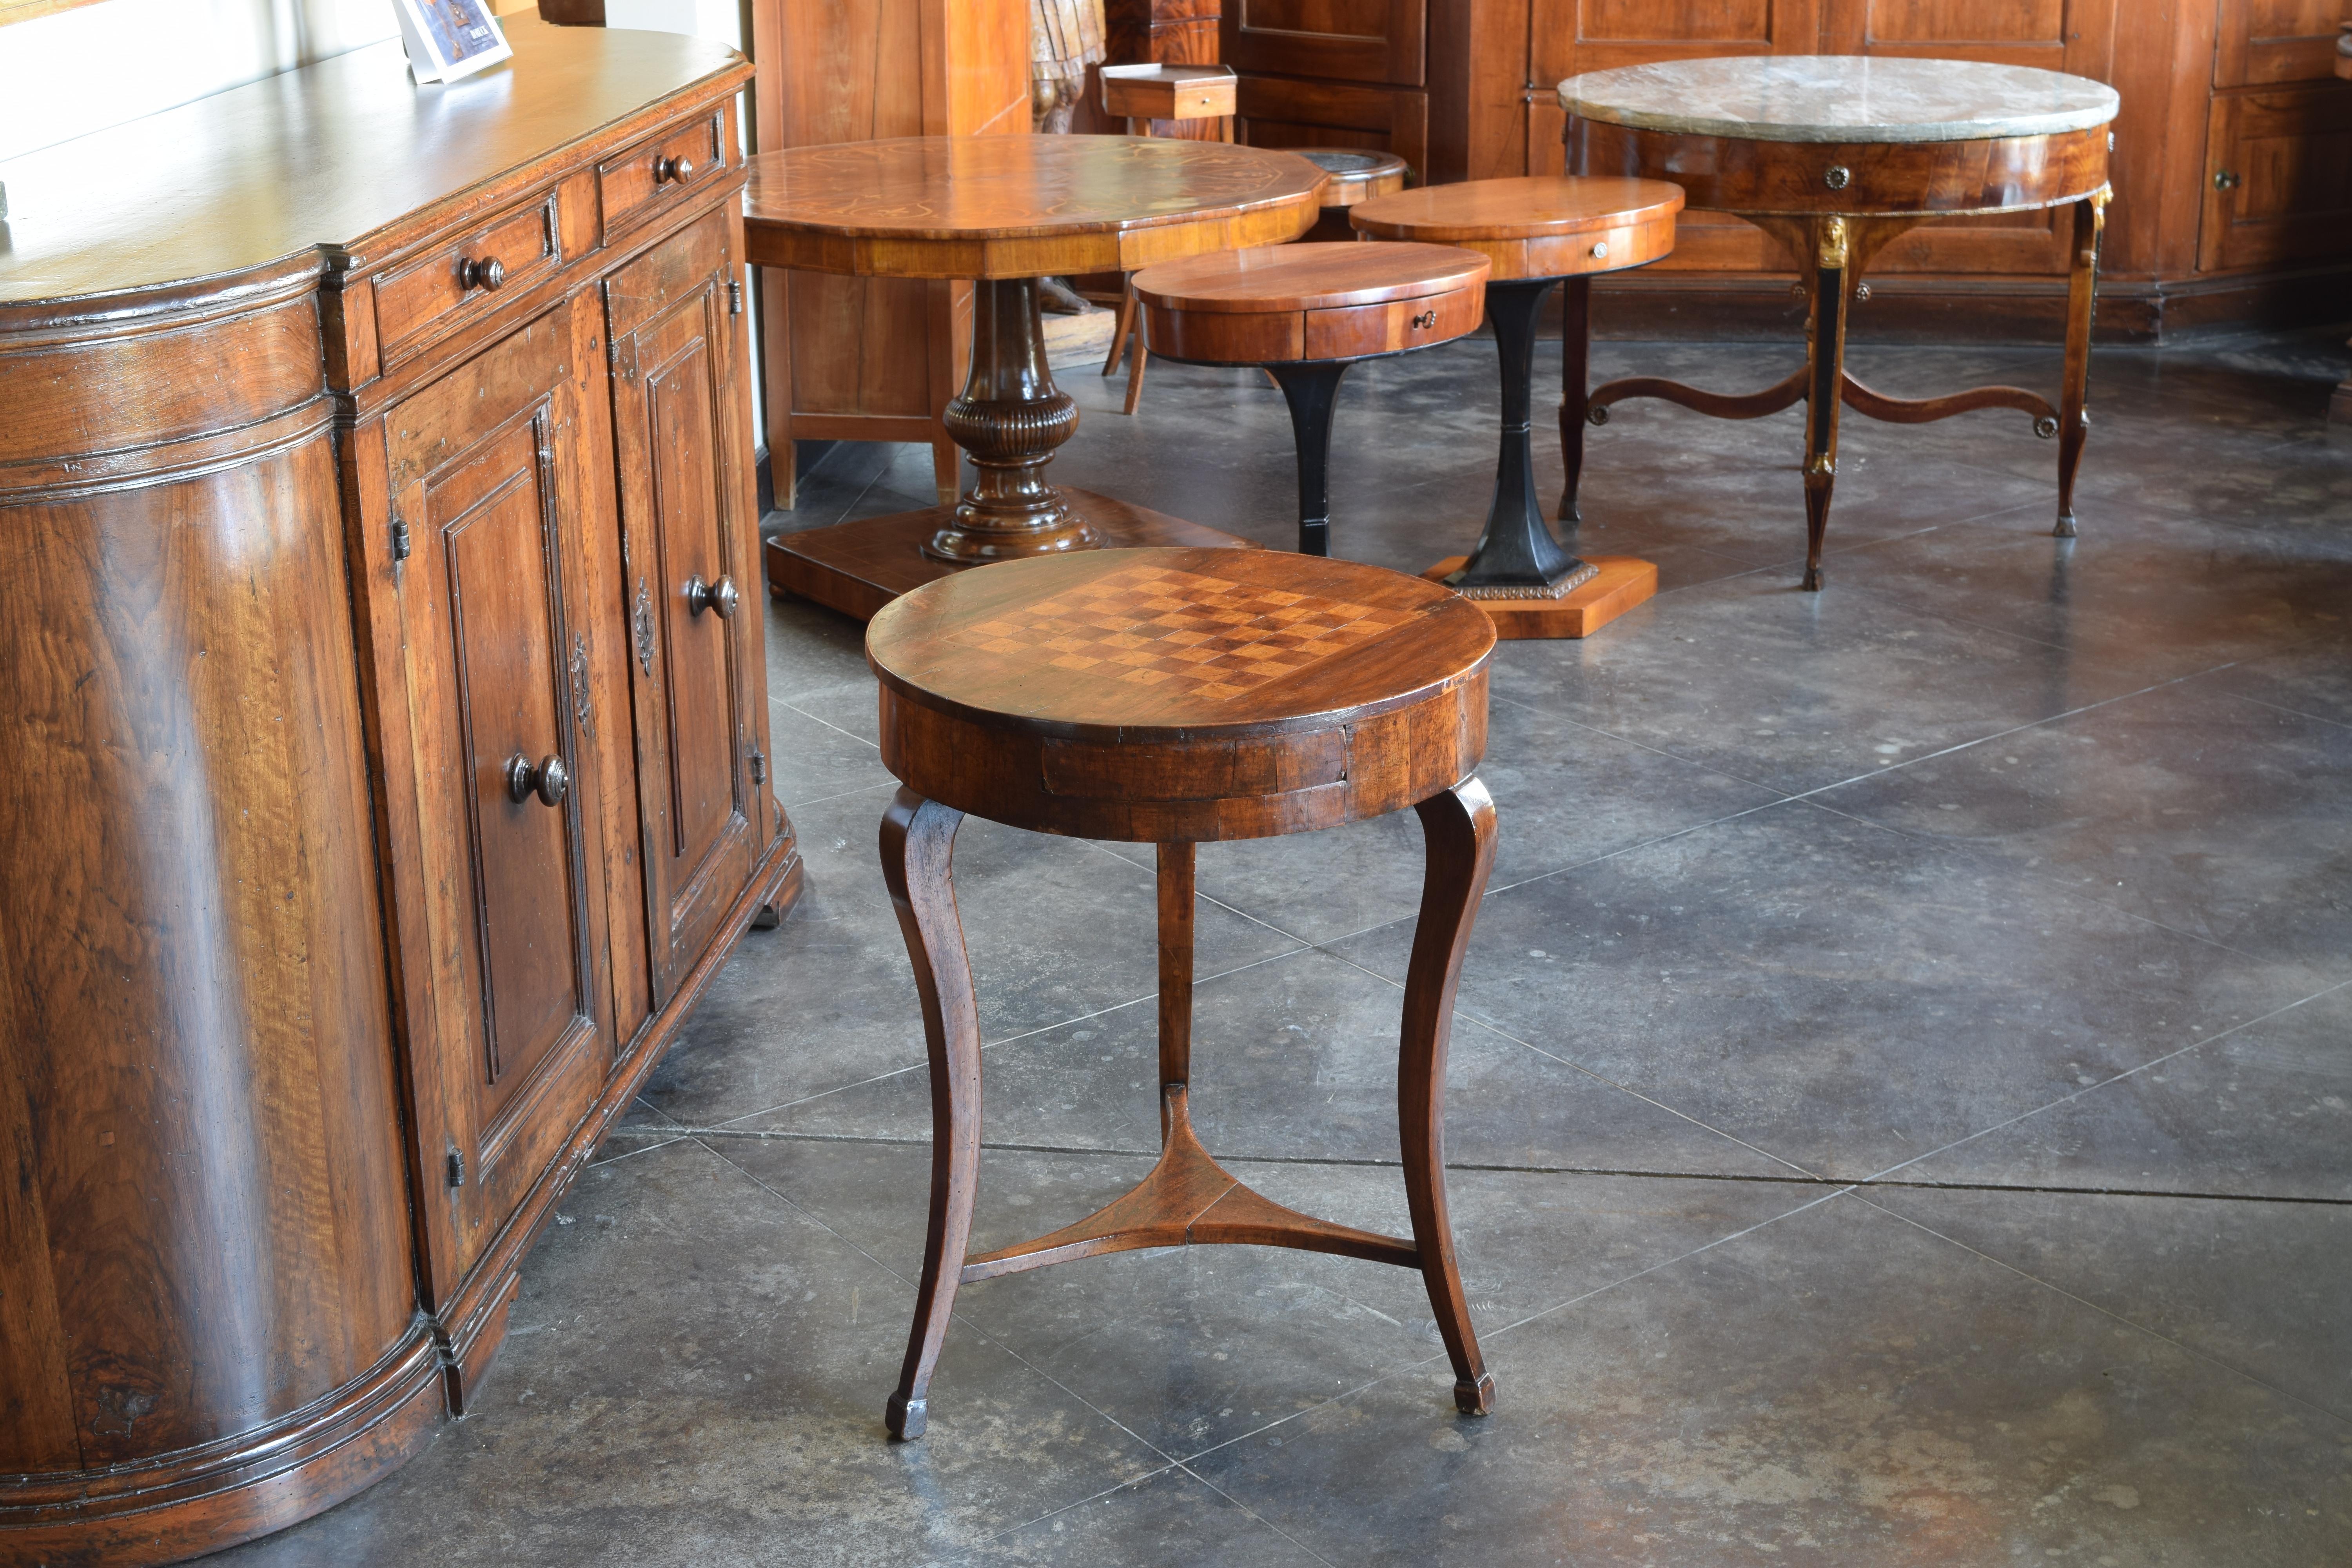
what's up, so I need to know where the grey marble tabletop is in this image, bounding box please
[1557,56,2119,144]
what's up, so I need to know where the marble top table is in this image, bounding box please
[1560,57,2118,590]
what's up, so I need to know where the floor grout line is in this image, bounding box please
[595,1123,2352,1207]
[1857,1193,2352,1432]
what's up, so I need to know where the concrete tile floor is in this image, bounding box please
[209,327,2352,1566]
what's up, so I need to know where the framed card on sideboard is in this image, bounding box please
[392,0,513,84]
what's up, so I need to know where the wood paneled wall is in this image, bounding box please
[1226,0,2352,337]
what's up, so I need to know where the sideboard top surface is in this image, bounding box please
[0,16,744,310]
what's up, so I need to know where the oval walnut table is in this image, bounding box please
[1351,176,1683,637]
[745,136,1326,620]
[1131,241,1490,556]
[864,546,1501,1437]
[1561,56,2119,590]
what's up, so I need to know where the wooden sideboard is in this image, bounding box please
[0,19,800,1564]
[1225,0,2352,339]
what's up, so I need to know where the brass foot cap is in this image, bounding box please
[886,1393,927,1441]
[1454,1374,1497,1416]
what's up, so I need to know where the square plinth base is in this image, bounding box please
[766,489,1259,621]
[1423,555,1657,639]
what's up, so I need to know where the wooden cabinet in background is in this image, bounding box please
[748,0,1030,508]
[0,21,802,1566]
[1312,0,2352,338]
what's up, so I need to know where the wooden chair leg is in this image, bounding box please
[1122,312,1149,416]
[2055,190,2107,539]
[1401,776,1499,1416]
[1558,274,1591,525]
[879,788,979,1441]
[1103,285,1136,376]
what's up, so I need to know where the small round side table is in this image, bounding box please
[1352,176,1683,638]
[866,546,1501,1439]
[1561,56,2119,589]
[1131,241,1490,556]
[1296,147,1410,240]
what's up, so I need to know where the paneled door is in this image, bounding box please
[1224,0,1427,85]
[605,210,768,1010]
[385,301,615,1282]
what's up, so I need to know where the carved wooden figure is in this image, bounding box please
[864,547,1502,1436]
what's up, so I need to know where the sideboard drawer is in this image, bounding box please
[373,192,563,367]
[599,111,728,242]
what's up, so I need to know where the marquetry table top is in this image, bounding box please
[866,548,1493,741]
[742,136,1327,279]
[1558,56,2119,145]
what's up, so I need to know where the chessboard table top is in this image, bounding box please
[866,548,1494,744]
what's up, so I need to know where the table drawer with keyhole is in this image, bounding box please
[1302,284,1482,360]
[599,110,727,243]
[372,191,563,369]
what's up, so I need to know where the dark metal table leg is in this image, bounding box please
[1269,360,1352,556]
[1448,277,1594,598]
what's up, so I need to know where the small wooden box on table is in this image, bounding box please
[866,546,1502,1437]
[1351,175,1683,638]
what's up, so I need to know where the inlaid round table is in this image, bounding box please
[866,546,1502,1439]
[745,136,1325,619]
[1560,57,2120,589]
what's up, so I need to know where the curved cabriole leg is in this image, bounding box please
[1402,777,1501,1415]
[2055,190,2107,539]
[1558,274,1591,524]
[1801,217,1854,592]
[880,789,978,1441]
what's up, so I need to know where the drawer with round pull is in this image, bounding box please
[1301,283,1482,361]
[598,110,726,243]
[372,191,563,369]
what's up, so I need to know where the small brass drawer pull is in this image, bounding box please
[1824,165,1851,190]
[655,154,697,185]
[1590,240,1609,260]
[460,255,506,291]
[505,753,570,807]
[685,573,740,619]
[1410,309,1438,329]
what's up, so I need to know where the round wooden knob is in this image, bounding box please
[506,753,570,807]
[656,154,697,185]
[461,256,506,291]
[685,573,739,619]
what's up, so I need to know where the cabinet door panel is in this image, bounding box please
[2215,0,2345,88]
[2201,85,2352,270]
[1225,0,1425,87]
[607,211,763,1007]
[387,304,610,1280]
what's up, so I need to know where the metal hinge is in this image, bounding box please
[446,1148,466,1189]
[728,279,744,316]
[748,743,766,786]
[390,513,412,562]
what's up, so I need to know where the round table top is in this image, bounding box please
[742,136,1327,279]
[1131,241,1488,315]
[1558,56,2119,145]
[1350,176,1684,241]
[866,548,1494,743]
[1296,147,1410,203]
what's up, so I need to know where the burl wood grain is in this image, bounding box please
[742,134,1328,278]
